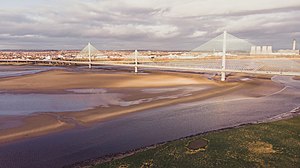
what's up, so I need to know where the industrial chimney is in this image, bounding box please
[293,39,296,50]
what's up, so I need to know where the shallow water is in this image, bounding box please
[0,66,58,78]
[0,73,299,168]
[0,120,23,130]
[0,91,122,115]
[142,86,209,94]
[1,66,204,115]
[0,87,203,115]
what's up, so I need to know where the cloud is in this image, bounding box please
[189,31,208,38]
[100,24,179,38]
[0,0,299,50]
[162,0,300,17]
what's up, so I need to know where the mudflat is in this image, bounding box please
[0,70,213,91]
[294,76,300,80]
[0,69,283,144]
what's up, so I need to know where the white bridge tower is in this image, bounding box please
[221,31,227,81]
[134,50,138,73]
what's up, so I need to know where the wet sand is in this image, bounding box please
[0,69,241,143]
[0,69,286,144]
[0,114,72,143]
[0,70,213,91]
[227,74,284,97]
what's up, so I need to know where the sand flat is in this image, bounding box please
[293,76,300,80]
[0,69,280,144]
[0,70,216,92]
[0,114,71,143]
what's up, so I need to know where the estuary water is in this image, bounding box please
[0,66,57,78]
[0,66,299,168]
[0,87,208,116]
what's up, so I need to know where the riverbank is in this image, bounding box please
[77,113,300,168]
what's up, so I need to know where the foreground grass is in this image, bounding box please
[94,117,300,168]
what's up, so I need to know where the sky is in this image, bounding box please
[0,0,299,50]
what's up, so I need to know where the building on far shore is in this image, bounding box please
[250,46,273,55]
[277,49,299,55]
[250,39,299,56]
[277,39,299,55]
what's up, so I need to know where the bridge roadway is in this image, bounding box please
[1,59,300,77]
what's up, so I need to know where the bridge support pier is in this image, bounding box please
[221,72,226,81]
[134,50,138,73]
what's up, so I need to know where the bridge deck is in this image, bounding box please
[1,59,299,77]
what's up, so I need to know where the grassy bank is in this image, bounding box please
[91,116,300,168]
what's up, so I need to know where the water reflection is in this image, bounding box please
[0,87,202,116]
[0,91,121,115]
[0,66,60,78]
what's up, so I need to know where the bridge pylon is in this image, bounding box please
[134,50,138,73]
[88,42,92,69]
[79,42,99,69]
[221,31,227,81]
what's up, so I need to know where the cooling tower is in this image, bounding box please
[250,46,256,54]
[267,46,272,54]
[256,46,261,54]
[261,46,267,54]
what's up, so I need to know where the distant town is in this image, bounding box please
[0,48,299,61]
[0,38,299,61]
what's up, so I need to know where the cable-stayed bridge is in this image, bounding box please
[1,57,299,79]
[1,31,300,80]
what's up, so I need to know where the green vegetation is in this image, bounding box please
[94,117,300,168]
